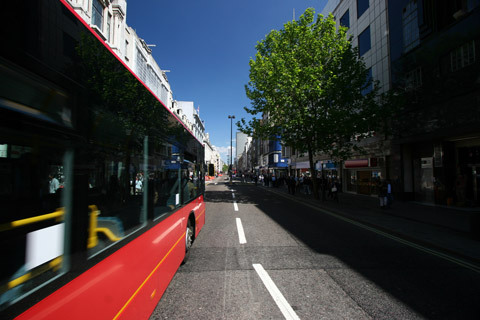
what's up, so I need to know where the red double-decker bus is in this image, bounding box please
[0,1,205,319]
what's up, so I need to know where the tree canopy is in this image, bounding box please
[238,8,391,162]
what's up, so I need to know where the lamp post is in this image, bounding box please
[228,115,235,183]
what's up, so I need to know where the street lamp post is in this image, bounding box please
[228,115,235,183]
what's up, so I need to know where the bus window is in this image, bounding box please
[0,138,72,311]
[151,168,181,220]
[181,160,203,204]
[84,111,148,258]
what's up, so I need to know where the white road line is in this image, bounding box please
[236,218,247,244]
[233,201,239,211]
[252,264,300,320]
[232,193,235,199]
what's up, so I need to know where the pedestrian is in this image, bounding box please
[49,174,60,194]
[378,179,387,208]
[327,178,333,199]
[386,179,393,208]
[331,179,339,202]
[135,176,143,194]
[304,176,312,195]
[287,176,295,195]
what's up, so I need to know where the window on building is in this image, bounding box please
[92,0,104,31]
[106,13,112,42]
[357,0,369,18]
[136,48,147,83]
[402,0,420,52]
[451,41,476,71]
[161,84,168,105]
[405,67,422,89]
[358,26,371,56]
[125,40,129,60]
[340,10,350,28]
[361,68,373,95]
[147,65,161,96]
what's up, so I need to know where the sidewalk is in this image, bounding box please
[258,183,480,267]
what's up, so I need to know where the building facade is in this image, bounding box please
[66,0,173,111]
[388,0,480,206]
[237,137,253,173]
[310,0,392,195]
[236,132,249,165]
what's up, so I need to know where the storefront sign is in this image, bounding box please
[345,159,369,168]
[421,157,433,168]
[293,161,310,169]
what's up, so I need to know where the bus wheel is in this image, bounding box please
[182,217,194,264]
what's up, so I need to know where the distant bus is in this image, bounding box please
[0,1,205,319]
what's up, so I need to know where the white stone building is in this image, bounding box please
[177,101,205,144]
[204,134,221,175]
[66,0,173,111]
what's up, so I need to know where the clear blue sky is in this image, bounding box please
[126,0,328,163]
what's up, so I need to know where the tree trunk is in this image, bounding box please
[308,147,319,200]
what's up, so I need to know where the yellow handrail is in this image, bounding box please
[0,208,64,232]
[88,205,100,249]
[0,257,63,294]
[88,205,122,249]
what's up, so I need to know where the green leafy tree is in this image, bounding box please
[222,164,229,173]
[238,8,394,198]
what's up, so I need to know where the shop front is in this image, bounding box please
[291,161,312,177]
[399,138,480,206]
[268,152,288,179]
[343,158,386,196]
[455,140,480,207]
[318,160,338,179]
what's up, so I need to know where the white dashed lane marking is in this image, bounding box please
[236,218,247,244]
[253,264,300,320]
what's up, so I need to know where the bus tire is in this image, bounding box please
[182,216,194,264]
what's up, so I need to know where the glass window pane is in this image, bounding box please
[340,10,350,28]
[84,119,147,257]
[358,26,371,56]
[402,0,419,52]
[92,0,103,30]
[0,135,71,310]
[150,143,181,219]
[357,0,369,18]
[361,68,373,95]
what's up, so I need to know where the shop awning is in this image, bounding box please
[344,159,369,168]
[292,161,310,169]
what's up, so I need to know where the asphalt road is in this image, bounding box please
[149,176,480,319]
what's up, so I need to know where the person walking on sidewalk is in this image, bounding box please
[378,179,388,209]
[331,179,339,202]
[386,179,393,208]
[287,176,296,195]
[304,176,312,195]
